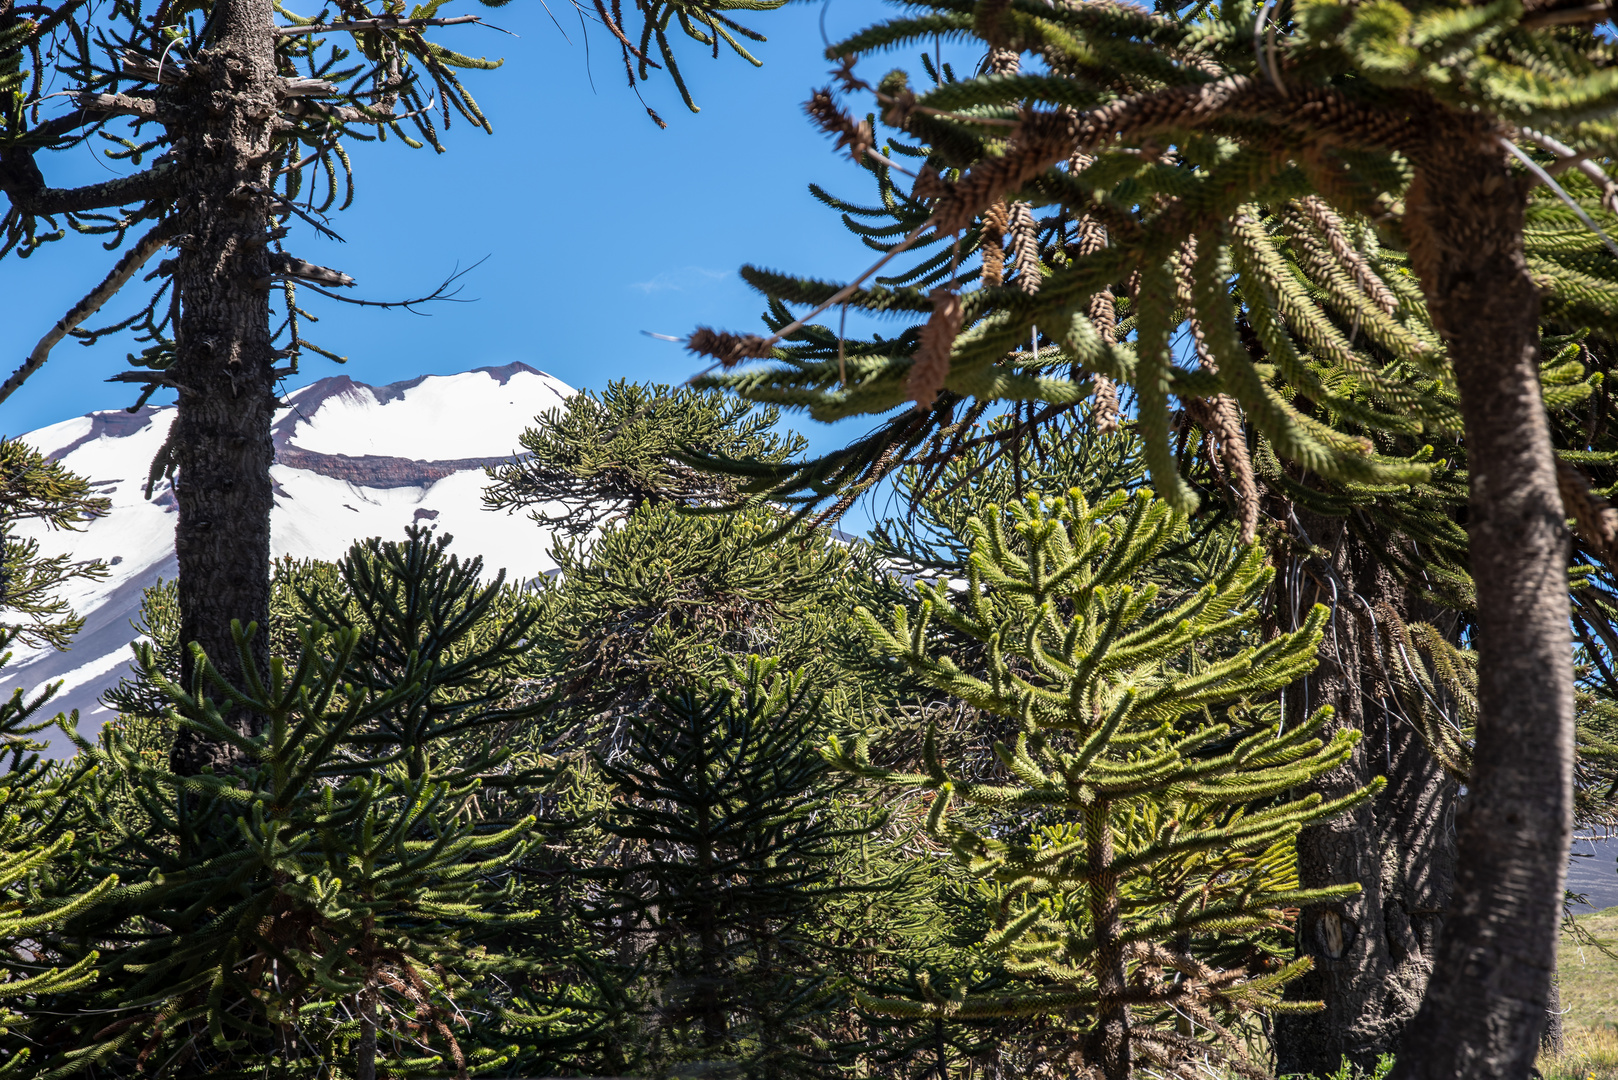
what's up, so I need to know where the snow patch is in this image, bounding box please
[8,365,576,752]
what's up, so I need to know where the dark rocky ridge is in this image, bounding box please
[272,446,513,490]
[268,361,543,489]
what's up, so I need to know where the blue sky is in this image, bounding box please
[0,0,947,492]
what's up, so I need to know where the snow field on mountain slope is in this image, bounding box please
[10,409,180,670]
[4,366,575,748]
[270,467,560,583]
[284,368,572,460]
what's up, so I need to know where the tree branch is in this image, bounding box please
[274,14,481,36]
[74,92,161,120]
[0,219,179,406]
[290,257,482,311]
[1520,2,1610,28]
[281,77,337,98]
[1,165,176,216]
[268,253,355,287]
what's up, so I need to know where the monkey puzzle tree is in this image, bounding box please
[30,528,554,1078]
[0,0,785,775]
[703,118,1618,1068]
[688,1,1618,1070]
[0,443,112,1076]
[484,380,809,537]
[827,486,1378,1080]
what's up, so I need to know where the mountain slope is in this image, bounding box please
[9,362,571,750]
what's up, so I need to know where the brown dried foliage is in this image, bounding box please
[1296,195,1399,315]
[1174,241,1260,541]
[806,88,874,164]
[1008,201,1042,295]
[981,199,1009,286]
[687,327,775,367]
[907,288,963,409]
[926,79,1430,235]
[1092,374,1121,434]
[1558,459,1618,566]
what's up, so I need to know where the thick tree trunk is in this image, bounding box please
[1274,523,1458,1077]
[1390,128,1575,1080]
[166,0,280,775]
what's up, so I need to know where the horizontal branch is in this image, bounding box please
[1,219,179,407]
[75,92,160,120]
[1520,2,1610,28]
[121,49,183,85]
[281,77,337,98]
[269,253,355,287]
[1,165,176,216]
[275,14,481,36]
[291,256,483,310]
[280,98,388,124]
[106,371,189,392]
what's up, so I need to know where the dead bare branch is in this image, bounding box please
[275,14,482,36]
[1,219,178,406]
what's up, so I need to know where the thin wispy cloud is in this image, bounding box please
[630,266,730,293]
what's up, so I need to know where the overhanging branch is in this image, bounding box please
[0,219,179,406]
[2,165,177,216]
[275,14,482,36]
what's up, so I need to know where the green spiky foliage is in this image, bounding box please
[286,528,551,786]
[0,439,108,651]
[807,412,1277,1080]
[0,448,115,1075]
[28,529,558,1080]
[0,629,118,1078]
[678,15,1618,1061]
[528,498,854,729]
[480,379,858,729]
[689,0,1618,515]
[801,806,1009,1080]
[825,486,1382,1080]
[4,0,799,782]
[484,381,808,537]
[580,658,871,1080]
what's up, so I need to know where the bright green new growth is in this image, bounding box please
[828,487,1382,1078]
[0,630,116,1079]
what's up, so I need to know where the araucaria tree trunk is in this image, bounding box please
[1275,524,1458,1075]
[167,0,279,774]
[1391,125,1575,1080]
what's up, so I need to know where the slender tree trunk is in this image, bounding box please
[166,0,279,775]
[1087,800,1129,1080]
[1275,523,1458,1076]
[1542,979,1565,1056]
[1390,127,1575,1080]
[357,985,379,1080]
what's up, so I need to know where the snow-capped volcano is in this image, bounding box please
[9,362,571,750]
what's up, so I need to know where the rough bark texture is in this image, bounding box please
[1543,980,1565,1055]
[1088,800,1129,1080]
[1389,125,1575,1080]
[1274,527,1458,1075]
[167,0,280,774]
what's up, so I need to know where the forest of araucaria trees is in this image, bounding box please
[5,0,1618,1075]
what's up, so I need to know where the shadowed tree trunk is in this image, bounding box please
[1390,122,1575,1080]
[1274,520,1458,1075]
[166,0,279,775]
